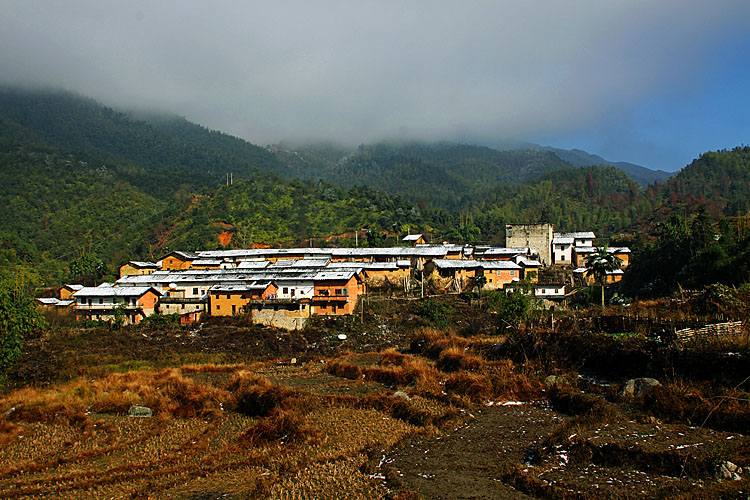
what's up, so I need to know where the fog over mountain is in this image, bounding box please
[1,1,749,171]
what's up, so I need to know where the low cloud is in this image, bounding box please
[1,1,749,157]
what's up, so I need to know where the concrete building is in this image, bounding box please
[505,223,554,266]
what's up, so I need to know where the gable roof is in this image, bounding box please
[402,234,423,242]
[72,286,162,298]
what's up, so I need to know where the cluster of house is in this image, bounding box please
[37,224,630,329]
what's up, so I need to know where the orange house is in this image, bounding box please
[158,251,199,271]
[312,272,363,316]
[209,282,278,316]
[478,261,522,289]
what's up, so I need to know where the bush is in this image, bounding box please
[417,299,453,328]
[484,291,532,328]
[228,373,305,417]
[0,278,46,373]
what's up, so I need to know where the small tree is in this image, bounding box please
[69,254,105,285]
[0,277,46,373]
[585,247,622,309]
[473,274,487,303]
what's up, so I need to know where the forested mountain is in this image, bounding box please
[1,87,748,288]
[0,88,279,198]
[270,141,575,209]
[661,146,750,217]
[0,89,425,283]
[540,146,673,187]
[430,166,655,244]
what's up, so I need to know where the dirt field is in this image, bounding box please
[0,299,747,499]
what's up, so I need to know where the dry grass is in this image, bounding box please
[326,360,363,380]
[409,328,470,359]
[1,368,228,423]
[436,346,484,372]
[227,372,309,417]
[238,408,319,446]
[444,372,493,402]
[639,383,750,434]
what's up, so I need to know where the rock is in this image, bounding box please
[393,390,411,401]
[621,378,661,396]
[544,375,562,388]
[717,461,742,481]
[128,405,153,418]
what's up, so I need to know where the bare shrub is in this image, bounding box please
[436,346,484,373]
[238,408,319,446]
[228,373,307,417]
[444,372,493,402]
[326,360,363,380]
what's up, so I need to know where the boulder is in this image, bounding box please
[621,378,661,396]
[717,461,743,481]
[544,375,562,388]
[128,405,153,418]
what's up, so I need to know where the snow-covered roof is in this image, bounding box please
[557,232,596,240]
[515,257,542,267]
[430,259,481,269]
[61,284,84,291]
[237,261,270,269]
[268,258,330,269]
[402,234,423,241]
[36,297,60,305]
[73,286,161,298]
[481,247,530,256]
[127,261,159,268]
[552,237,574,245]
[209,282,275,293]
[574,246,631,254]
[478,261,522,270]
[191,259,223,266]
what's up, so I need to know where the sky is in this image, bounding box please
[1,1,749,172]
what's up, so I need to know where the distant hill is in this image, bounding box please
[661,146,750,216]
[0,87,280,198]
[1,87,746,285]
[535,146,673,187]
[270,141,575,209]
[0,88,422,282]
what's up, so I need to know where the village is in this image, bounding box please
[38,223,631,329]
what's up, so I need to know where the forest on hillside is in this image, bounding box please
[1,89,750,295]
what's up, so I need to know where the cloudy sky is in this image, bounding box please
[1,1,749,172]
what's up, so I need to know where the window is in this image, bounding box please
[335,289,342,295]
[232,305,236,315]
[226,294,230,300]
[193,288,198,295]
[283,287,288,294]
[216,305,220,310]
[510,270,515,276]
[99,298,103,304]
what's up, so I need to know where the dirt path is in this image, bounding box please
[383,403,562,499]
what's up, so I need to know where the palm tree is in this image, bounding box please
[585,246,622,309]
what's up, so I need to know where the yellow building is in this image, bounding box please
[209,282,277,316]
[119,261,159,278]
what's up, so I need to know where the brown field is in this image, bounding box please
[0,297,748,499]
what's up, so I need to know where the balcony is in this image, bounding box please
[312,294,349,302]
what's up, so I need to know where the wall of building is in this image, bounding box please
[505,223,553,266]
[313,277,360,315]
[251,303,309,329]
